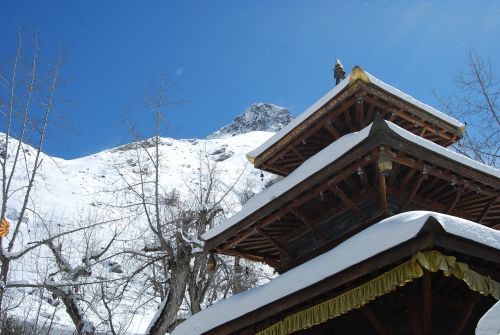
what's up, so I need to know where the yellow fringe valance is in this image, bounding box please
[257,250,500,335]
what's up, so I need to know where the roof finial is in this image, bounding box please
[334,59,346,85]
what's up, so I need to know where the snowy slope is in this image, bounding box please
[0,103,290,333]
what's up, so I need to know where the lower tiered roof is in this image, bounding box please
[175,212,500,335]
[204,117,500,272]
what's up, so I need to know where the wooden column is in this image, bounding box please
[422,271,432,335]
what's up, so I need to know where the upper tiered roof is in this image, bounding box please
[248,66,466,176]
[204,117,499,272]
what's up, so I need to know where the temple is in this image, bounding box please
[172,65,500,334]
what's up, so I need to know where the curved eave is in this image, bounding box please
[247,66,466,168]
[175,212,500,335]
[204,118,499,251]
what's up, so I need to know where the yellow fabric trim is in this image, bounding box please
[256,250,500,335]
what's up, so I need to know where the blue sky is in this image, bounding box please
[1,0,499,158]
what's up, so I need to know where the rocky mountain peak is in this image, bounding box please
[208,103,292,138]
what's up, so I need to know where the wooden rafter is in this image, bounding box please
[344,108,355,131]
[378,174,388,214]
[264,98,356,168]
[221,156,374,251]
[477,196,498,223]
[358,166,370,191]
[399,173,428,212]
[446,186,463,213]
[290,209,329,243]
[324,119,341,139]
[256,227,293,260]
[290,146,305,161]
[388,161,400,187]
[400,165,418,190]
[355,92,365,130]
[364,95,455,143]
[330,184,365,219]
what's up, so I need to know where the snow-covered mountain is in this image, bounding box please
[0,103,291,334]
[208,103,292,138]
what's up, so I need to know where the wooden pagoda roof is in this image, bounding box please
[175,213,500,335]
[247,66,466,176]
[203,117,499,272]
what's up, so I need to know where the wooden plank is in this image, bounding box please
[388,162,400,187]
[265,98,356,167]
[290,209,329,243]
[358,166,370,190]
[290,146,305,161]
[344,108,355,131]
[324,119,341,139]
[330,184,364,217]
[400,166,418,191]
[356,93,365,130]
[399,174,427,212]
[446,187,463,213]
[477,196,497,223]
[379,174,388,214]
[256,227,294,259]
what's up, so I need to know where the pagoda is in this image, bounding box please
[170,63,500,335]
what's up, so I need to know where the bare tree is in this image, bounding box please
[435,50,499,167]
[100,74,270,334]
[0,27,62,320]
[0,29,129,335]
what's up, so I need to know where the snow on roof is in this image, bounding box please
[203,123,373,240]
[174,212,500,335]
[204,120,499,241]
[476,301,500,335]
[386,121,500,178]
[247,68,464,160]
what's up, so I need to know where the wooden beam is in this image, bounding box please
[330,184,365,218]
[279,190,376,246]
[379,174,388,214]
[221,248,280,268]
[358,166,370,191]
[363,95,455,142]
[356,93,365,130]
[290,209,329,243]
[391,155,498,198]
[422,271,432,335]
[290,146,305,161]
[446,187,463,213]
[324,119,341,139]
[388,162,400,187]
[344,108,354,131]
[400,166,418,190]
[410,282,424,335]
[477,196,498,223]
[399,174,428,212]
[388,186,474,220]
[361,306,393,335]
[256,227,294,259]
[366,100,376,121]
[222,157,374,250]
[265,98,356,167]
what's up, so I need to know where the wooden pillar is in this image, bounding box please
[422,271,432,335]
